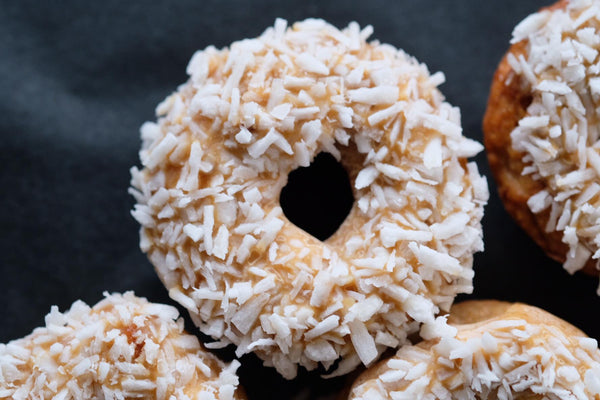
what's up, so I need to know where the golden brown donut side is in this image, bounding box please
[446,299,512,325]
[482,0,597,275]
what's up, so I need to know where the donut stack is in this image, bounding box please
[3,3,600,399]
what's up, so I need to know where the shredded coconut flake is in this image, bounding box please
[348,86,400,105]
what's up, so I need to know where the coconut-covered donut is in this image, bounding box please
[130,19,488,378]
[0,292,244,400]
[348,300,600,399]
[484,0,600,282]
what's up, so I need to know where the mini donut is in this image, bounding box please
[0,292,244,400]
[130,18,488,378]
[483,0,600,280]
[348,300,600,399]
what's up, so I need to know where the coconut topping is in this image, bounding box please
[130,18,488,378]
[350,305,600,399]
[0,292,242,400]
[507,0,600,286]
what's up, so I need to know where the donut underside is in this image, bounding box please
[483,39,598,276]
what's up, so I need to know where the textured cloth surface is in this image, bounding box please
[1,1,598,399]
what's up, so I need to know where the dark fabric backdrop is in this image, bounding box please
[1,1,597,399]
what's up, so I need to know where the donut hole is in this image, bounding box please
[280,152,354,241]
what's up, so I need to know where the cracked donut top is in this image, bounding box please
[506,0,600,282]
[0,292,242,400]
[130,18,488,378]
[349,302,600,399]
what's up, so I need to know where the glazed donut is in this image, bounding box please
[484,0,600,281]
[130,18,488,378]
[0,292,244,400]
[348,300,600,399]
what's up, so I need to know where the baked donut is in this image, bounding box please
[348,300,600,399]
[0,292,244,400]
[484,0,600,280]
[130,18,488,378]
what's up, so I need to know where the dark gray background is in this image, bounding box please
[1,1,597,398]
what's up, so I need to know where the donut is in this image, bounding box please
[0,292,244,400]
[348,300,600,399]
[483,0,600,281]
[130,18,488,378]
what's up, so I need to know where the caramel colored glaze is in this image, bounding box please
[123,322,146,360]
[482,0,597,275]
